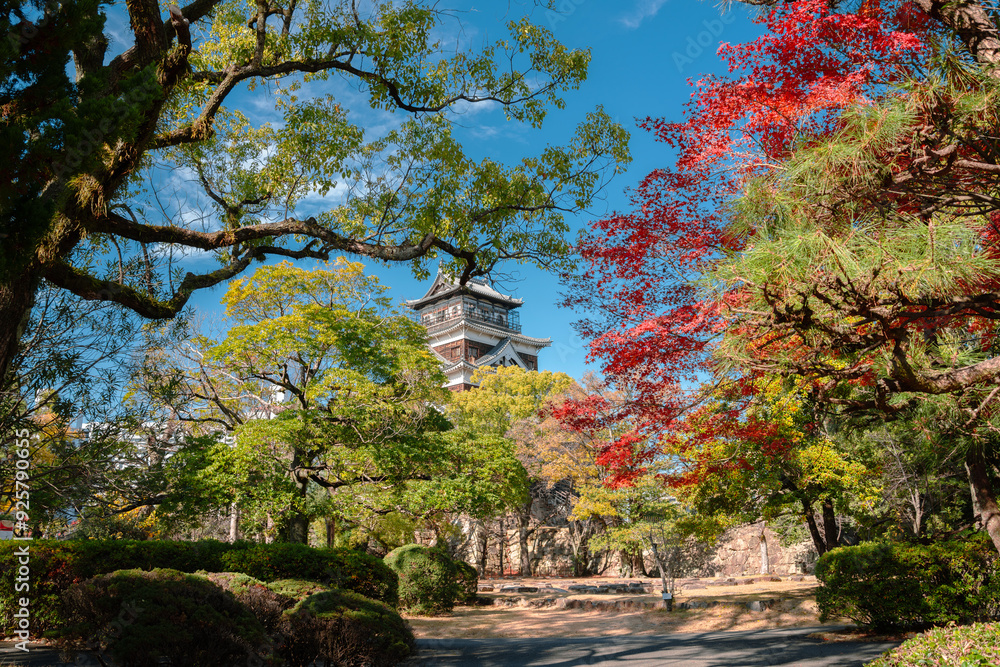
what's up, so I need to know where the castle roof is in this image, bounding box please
[439,338,532,374]
[429,319,551,349]
[476,338,525,367]
[405,269,523,310]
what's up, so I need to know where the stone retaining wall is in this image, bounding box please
[450,519,818,578]
[486,596,795,612]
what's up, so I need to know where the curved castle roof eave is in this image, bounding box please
[475,339,530,369]
[405,270,524,309]
[427,320,552,349]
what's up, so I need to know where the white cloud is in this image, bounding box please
[619,0,670,30]
[296,182,351,218]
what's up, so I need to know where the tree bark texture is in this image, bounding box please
[821,498,839,553]
[802,500,828,556]
[517,502,533,576]
[759,523,770,575]
[966,446,1000,554]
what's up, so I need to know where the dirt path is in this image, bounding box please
[406,577,842,639]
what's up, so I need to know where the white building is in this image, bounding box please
[406,270,551,391]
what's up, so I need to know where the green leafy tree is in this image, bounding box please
[674,378,883,557]
[843,406,976,541]
[0,0,629,388]
[146,260,529,543]
[449,365,586,575]
[0,280,188,537]
[146,260,448,542]
[574,474,719,594]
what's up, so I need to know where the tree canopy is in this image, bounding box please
[565,0,1000,553]
[140,260,521,542]
[0,0,630,386]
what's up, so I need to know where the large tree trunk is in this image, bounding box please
[283,513,309,543]
[497,518,507,576]
[759,523,770,575]
[0,278,40,387]
[325,517,335,548]
[516,503,533,576]
[802,500,828,556]
[265,513,275,543]
[913,0,1000,67]
[966,446,1000,554]
[568,519,594,577]
[229,503,240,542]
[282,449,311,543]
[475,521,489,575]
[821,498,839,553]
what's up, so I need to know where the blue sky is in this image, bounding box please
[181,0,768,382]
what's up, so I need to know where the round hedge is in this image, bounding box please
[199,572,294,634]
[59,568,278,667]
[453,559,479,604]
[267,578,331,602]
[0,538,398,635]
[286,589,415,667]
[384,544,458,615]
[816,534,1000,631]
[218,541,399,606]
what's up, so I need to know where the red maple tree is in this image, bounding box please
[563,0,1000,552]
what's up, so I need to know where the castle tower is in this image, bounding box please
[406,270,552,391]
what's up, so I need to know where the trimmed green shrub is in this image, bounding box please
[866,622,1000,666]
[267,578,332,602]
[384,544,458,615]
[0,539,398,634]
[219,541,399,606]
[284,589,415,667]
[453,558,479,604]
[816,534,1000,631]
[59,569,278,667]
[199,572,294,634]
[0,539,229,636]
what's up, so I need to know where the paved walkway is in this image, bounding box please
[404,627,901,666]
[2,627,900,666]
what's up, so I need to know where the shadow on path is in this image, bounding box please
[405,626,900,666]
[2,627,900,666]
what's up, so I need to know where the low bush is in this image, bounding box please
[0,539,398,634]
[59,568,278,667]
[866,622,1000,666]
[0,539,229,636]
[452,558,479,604]
[284,589,415,667]
[267,578,331,602]
[384,544,458,615]
[219,542,398,606]
[816,534,1000,631]
[199,572,294,634]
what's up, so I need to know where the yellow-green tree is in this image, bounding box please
[449,366,574,575]
[145,260,521,543]
[675,377,882,557]
[573,474,719,595]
